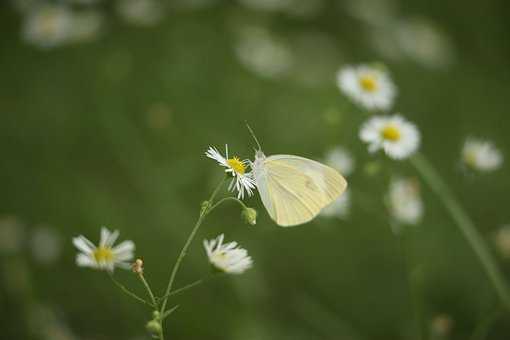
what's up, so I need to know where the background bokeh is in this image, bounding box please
[1,0,510,339]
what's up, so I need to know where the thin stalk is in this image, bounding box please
[392,222,427,340]
[411,153,510,310]
[159,177,226,314]
[209,196,248,211]
[159,278,206,301]
[108,273,154,308]
[138,273,158,307]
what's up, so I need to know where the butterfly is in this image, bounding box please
[247,125,348,227]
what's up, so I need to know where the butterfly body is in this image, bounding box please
[252,150,347,227]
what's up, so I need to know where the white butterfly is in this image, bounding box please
[248,127,348,227]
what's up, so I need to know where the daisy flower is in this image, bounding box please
[321,190,351,219]
[462,138,503,172]
[360,115,420,159]
[324,146,355,176]
[203,234,253,274]
[22,5,74,48]
[72,227,135,272]
[337,64,396,111]
[387,177,423,225]
[235,27,293,79]
[205,145,256,199]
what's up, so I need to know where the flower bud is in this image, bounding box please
[131,258,144,274]
[146,319,162,335]
[241,207,257,226]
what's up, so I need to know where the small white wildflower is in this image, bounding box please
[203,234,253,274]
[388,177,423,225]
[205,145,256,199]
[30,225,61,265]
[324,146,355,176]
[337,64,396,111]
[495,225,510,259]
[321,190,351,219]
[462,138,503,172]
[235,27,293,79]
[72,226,135,272]
[22,5,74,48]
[396,18,454,69]
[116,0,165,26]
[360,115,420,159]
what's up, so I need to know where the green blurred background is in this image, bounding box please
[1,0,510,339]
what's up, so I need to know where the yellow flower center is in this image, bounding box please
[93,246,114,263]
[227,157,246,175]
[381,124,401,141]
[359,74,378,92]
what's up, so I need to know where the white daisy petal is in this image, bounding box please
[203,234,252,274]
[72,236,95,254]
[76,253,96,268]
[206,145,257,199]
[337,64,397,111]
[462,138,503,172]
[73,227,135,272]
[359,114,420,160]
[388,177,424,225]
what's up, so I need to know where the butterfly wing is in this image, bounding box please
[255,154,347,227]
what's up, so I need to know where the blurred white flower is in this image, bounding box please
[284,0,324,18]
[388,177,423,225]
[321,190,351,219]
[203,234,253,274]
[29,304,79,340]
[324,146,355,176]
[235,27,293,79]
[395,18,454,69]
[0,216,25,254]
[344,0,398,27]
[206,145,256,199]
[22,5,74,48]
[462,138,503,172]
[360,115,420,159]
[495,225,510,259]
[22,5,102,48]
[337,65,396,111]
[430,314,454,337]
[116,0,165,26]
[73,226,135,272]
[30,225,61,265]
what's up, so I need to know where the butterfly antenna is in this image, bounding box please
[245,122,262,151]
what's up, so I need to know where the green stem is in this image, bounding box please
[138,273,158,307]
[208,196,248,212]
[108,273,154,308]
[159,278,206,301]
[392,221,427,340]
[411,153,510,310]
[159,177,226,315]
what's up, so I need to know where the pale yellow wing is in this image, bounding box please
[260,155,347,227]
